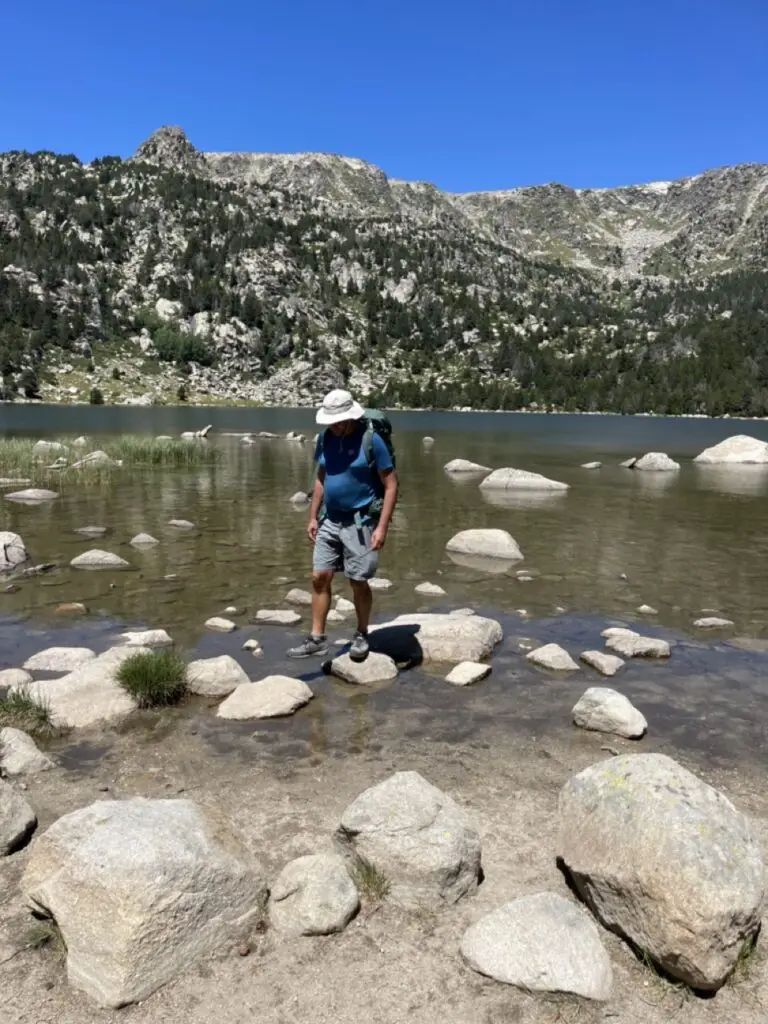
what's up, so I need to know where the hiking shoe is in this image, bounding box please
[287,634,329,659]
[348,629,370,663]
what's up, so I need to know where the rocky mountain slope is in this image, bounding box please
[1,126,767,414]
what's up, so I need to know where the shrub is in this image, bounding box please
[89,387,104,405]
[0,690,57,737]
[116,650,187,708]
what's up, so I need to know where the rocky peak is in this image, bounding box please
[133,126,204,172]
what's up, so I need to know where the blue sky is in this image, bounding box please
[2,0,766,191]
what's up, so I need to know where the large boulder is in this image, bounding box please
[633,452,680,472]
[21,798,267,1007]
[187,655,249,697]
[369,612,502,664]
[460,892,613,1000]
[23,646,96,673]
[0,778,37,854]
[0,531,28,571]
[694,435,768,464]
[443,459,491,474]
[334,771,481,909]
[0,728,54,776]
[445,528,523,561]
[270,854,359,937]
[557,753,764,990]
[479,467,569,491]
[216,677,313,719]
[572,688,647,739]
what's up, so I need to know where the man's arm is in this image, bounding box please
[371,467,397,549]
[307,466,325,541]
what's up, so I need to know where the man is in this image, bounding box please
[288,389,398,662]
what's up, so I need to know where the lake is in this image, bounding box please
[2,404,768,766]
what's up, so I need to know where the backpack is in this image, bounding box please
[308,408,396,519]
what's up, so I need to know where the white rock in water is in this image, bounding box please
[0,728,54,776]
[32,440,67,459]
[75,525,107,537]
[119,629,173,649]
[168,519,195,529]
[526,644,579,671]
[0,531,28,571]
[600,626,638,639]
[289,491,309,505]
[694,616,735,628]
[445,528,523,561]
[443,458,491,474]
[606,634,670,658]
[241,639,262,654]
[479,467,569,491]
[637,604,658,615]
[254,609,302,626]
[130,533,159,547]
[334,771,482,909]
[285,588,313,606]
[557,754,764,990]
[449,607,476,616]
[460,892,613,1000]
[368,577,392,590]
[23,647,96,673]
[336,596,355,615]
[70,550,130,569]
[634,452,680,472]
[0,667,32,689]
[422,436,435,447]
[620,457,637,469]
[370,612,502,664]
[330,652,398,684]
[217,676,313,719]
[187,654,249,696]
[572,687,648,739]
[581,461,602,470]
[0,777,37,854]
[580,650,624,676]
[5,488,59,504]
[204,617,236,633]
[71,450,116,469]
[326,609,346,624]
[415,582,446,596]
[21,798,266,1007]
[694,435,768,464]
[446,662,491,686]
[270,854,359,937]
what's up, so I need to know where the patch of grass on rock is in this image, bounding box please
[116,650,187,708]
[348,855,390,903]
[0,690,57,737]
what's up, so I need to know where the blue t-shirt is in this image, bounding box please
[316,424,393,516]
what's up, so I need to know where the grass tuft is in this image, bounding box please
[0,690,57,737]
[25,917,67,960]
[348,854,390,903]
[116,650,188,708]
[102,436,221,467]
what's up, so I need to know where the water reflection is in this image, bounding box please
[694,464,768,497]
[480,489,569,510]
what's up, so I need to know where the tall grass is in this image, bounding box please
[103,436,221,466]
[116,650,188,708]
[0,690,58,737]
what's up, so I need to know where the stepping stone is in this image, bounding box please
[605,634,670,659]
[216,676,313,719]
[285,588,313,606]
[526,644,579,671]
[572,687,647,739]
[415,582,446,596]
[187,655,249,696]
[336,597,355,614]
[253,609,302,626]
[330,652,398,684]
[70,550,130,569]
[580,650,625,677]
[446,662,491,686]
[23,647,96,673]
[204,617,236,633]
[119,629,173,649]
[368,577,392,590]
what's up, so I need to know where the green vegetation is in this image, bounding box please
[348,855,390,903]
[116,650,187,708]
[89,386,104,405]
[0,690,57,737]
[25,918,67,960]
[103,436,220,466]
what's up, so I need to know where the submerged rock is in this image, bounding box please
[694,616,735,628]
[168,519,195,529]
[368,577,392,590]
[285,588,313,606]
[581,461,602,470]
[445,662,491,686]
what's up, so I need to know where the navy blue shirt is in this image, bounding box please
[316,424,393,516]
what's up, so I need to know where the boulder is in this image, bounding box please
[0,667,32,689]
[15,647,151,729]
[579,650,624,677]
[479,467,569,491]
[0,728,54,776]
[129,533,159,547]
[0,531,28,571]
[119,629,173,649]
[694,435,768,465]
[70,550,130,569]
[572,687,647,739]
[526,644,579,671]
[445,662,491,686]
[5,488,58,504]
[605,633,670,659]
[460,892,613,1000]
[444,459,491,474]
[330,652,398,684]
[204,616,236,633]
[270,854,359,937]
[285,588,313,606]
[557,754,764,990]
[216,677,313,719]
[694,616,735,629]
[334,771,482,909]
[187,655,249,697]
[415,582,446,596]
[370,612,502,664]
[0,778,37,854]
[581,461,602,470]
[168,519,195,529]
[21,798,267,1007]
[32,440,67,459]
[445,528,523,561]
[633,452,680,472]
[254,609,302,626]
[23,647,96,673]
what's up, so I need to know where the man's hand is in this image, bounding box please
[370,524,388,551]
[307,517,319,543]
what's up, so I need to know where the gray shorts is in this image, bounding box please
[313,517,378,581]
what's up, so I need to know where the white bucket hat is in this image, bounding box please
[316,388,365,425]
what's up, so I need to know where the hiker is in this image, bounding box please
[288,389,398,662]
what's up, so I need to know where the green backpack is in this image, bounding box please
[308,408,396,520]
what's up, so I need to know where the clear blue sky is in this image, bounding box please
[3,0,766,191]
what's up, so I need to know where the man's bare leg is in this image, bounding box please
[348,579,372,661]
